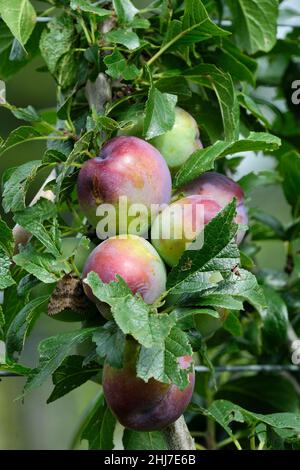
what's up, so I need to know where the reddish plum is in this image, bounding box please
[103,340,194,431]
[77,136,172,236]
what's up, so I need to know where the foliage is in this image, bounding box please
[1,0,300,451]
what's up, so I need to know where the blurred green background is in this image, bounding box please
[0,0,295,450]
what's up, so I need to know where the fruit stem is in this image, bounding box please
[250,434,256,450]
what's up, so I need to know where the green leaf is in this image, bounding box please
[262,287,288,352]
[227,0,279,54]
[184,64,239,141]
[103,49,139,80]
[190,294,244,311]
[40,16,74,76]
[130,18,150,29]
[0,218,14,257]
[113,0,139,24]
[42,148,67,164]
[223,311,242,336]
[169,271,223,296]
[106,29,140,50]
[100,406,116,450]
[9,37,26,61]
[0,0,36,48]
[17,274,39,297]
[24,327,98,393]
[167,201,239,291]
[203,399,300,445]
[144,86,177,140]
[172,306,220,323]
[217,375,300,413]
[215,39,257,85]
[197,269,267,316]
[13,244,71,283]
[0,23,42,81]
[9,104,40,122]
[79,394,103,448]
[80,394,116,450]
[0,252,15,290]
[155,76,192,98]
[2,160,43,213]
[123,430,167,450]
[251,210,285,241]
[0,126,44,156]
[14,200,60,257]
[160,0,228,54]
[173,132,281,189]
[56,50,77,90]
[0,22,13,55]
[2,280,26,335]
[279,151,300,216]
[55,131,93,198]
[47,355,101,404]
[137,326,193,389]
[84,272,175,349]
[92,321,126,369]
[238,93,270,127]
[70,0,111,17]
[6,295,49,360]
[238,170,282,194]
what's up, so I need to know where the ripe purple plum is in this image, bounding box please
[103,339,195,431]
[150,107,202,173]
[151,195,222,267]
[180,172,248,244]
[77,136,172,236]
[82,235,167,315]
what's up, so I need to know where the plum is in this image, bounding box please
[82,235,167,315]
[103,339,195,431]
[180,171,248,244]
[77,136,172,236]
[150,107,202,173]
[151,195,222,266]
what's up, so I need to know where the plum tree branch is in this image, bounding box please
[162,416,195,450]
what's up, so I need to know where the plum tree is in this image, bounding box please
[151,195,222,266]
[180,172,248,244]
[77,136,172,236]
[103,339,195,431]
[82,235,167,316]
[150,107,202,173]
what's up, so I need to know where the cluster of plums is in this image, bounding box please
[75,107,248,431]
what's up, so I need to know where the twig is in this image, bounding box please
[195,364,299,373]
[1,364,299,378]
[162,416,195,450]
[36,17,53,22]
